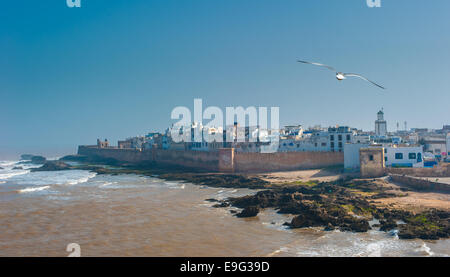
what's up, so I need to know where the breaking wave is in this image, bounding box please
[19,186,51,193]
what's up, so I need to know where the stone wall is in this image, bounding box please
[78,146,344,173]
[233,151,344,173]
[78,146,220,171]
[390,174,450,192]
[387,164,450,177]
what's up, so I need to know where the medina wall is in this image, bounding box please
[78,146,221,171]
[233,151,344,173]
[78,146,344,173]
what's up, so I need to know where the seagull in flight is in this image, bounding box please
[297,60,386,90]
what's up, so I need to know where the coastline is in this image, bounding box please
[34,155,450,241]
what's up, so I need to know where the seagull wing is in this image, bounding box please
[343,73,386,90]
[297,60,336,72]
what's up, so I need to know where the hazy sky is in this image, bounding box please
[1,0,450,158]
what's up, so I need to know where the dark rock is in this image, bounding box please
[346,219,371,232]
[212,202,230,208]
[324,223,335,231]
[59,155,89,163]
[230,210,238,214]
[31,156,46,164]
[398,210,450,240]
[12,166,23,170]
[20,154,34,160]
[205,198,219,202]
[236,206,260,218]
[379,219,398,232]
[31,161,71,172]
[0,167,3,170]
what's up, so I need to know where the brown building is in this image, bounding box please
[97,139,109,148]
[359,147,385,178]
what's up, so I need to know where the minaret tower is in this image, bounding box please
[375,109,387,136]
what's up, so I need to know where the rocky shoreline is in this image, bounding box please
[30,154,450,240]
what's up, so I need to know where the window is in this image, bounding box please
[417,153,422,163]
[338,142,343,148]
[385,157,388,162]
[338,135,342,141]
[321,143,327,147]
[408,153,416,160]
[346,135,351,141]
[331,142,335,148]
[369,155,374,161]
[330,135,334,141]
[384,148,387,153]
[395,153,403,160]
[315,143,318,147]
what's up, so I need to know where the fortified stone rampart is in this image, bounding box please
[233,151,343,173]
[78,145,344,173]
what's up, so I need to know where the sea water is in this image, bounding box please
[0,160,448,257]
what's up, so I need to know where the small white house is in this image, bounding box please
[384,145,424,168]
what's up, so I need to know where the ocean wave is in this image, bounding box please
[18,186,50,193]
[0,161,18,167]
[7,170,97,186]
[415,242,434,256]
[65,172,97,185]
[0,170,30,181]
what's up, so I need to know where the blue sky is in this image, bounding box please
[1,0,450,158]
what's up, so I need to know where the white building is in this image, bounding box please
[352,134,371,144]
[344,143,370,171]
[328,126,355,152]
[384,145,424,168]
[375,110,387,136]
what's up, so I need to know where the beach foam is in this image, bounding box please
[19,186,51,193]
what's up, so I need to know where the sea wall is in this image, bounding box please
[78,146,153,163]
[78,146,344,173]
[233,151,344,173]
[78,146,220,171]
[390,174,450,193]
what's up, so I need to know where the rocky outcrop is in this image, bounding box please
[210,179,448,240]
[398,210,450,240]
[379,219,398,232]
[236,206,260,218]
[20,154,34,160]
[31,156,46,164]
[31,161,71,172]
[19,155,47,164]
[59,155,90,163]
[12,166,24,170]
